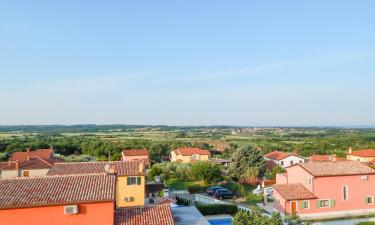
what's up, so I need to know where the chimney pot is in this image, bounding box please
[348,147,353,154]
[15,161,20,170]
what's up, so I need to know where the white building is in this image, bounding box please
[263,151,305,168]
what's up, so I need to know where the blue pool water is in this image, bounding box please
[208,218,232,225]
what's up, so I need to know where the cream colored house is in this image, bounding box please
[347,148,375,162]
[0,157,55,178]
[170,147,211,163]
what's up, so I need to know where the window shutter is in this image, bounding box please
[127,177,131,185]
[316,200,320,208]
[330,200,336,207]
[365,197,369,204]
[137,177,141,185]
[300,201,305,209]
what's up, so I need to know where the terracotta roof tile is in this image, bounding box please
[309,155,346,162]
[273,183,316,200]
[0,174,115,209]
[0,157,61,171]
[263,151,291,161]
[122,149,149,156]
[349,149,375,157]
[173,147,210,156]
[11,149,53,161]
[47,161,144,176]
[115,205,175,225]
[298,161,375,177]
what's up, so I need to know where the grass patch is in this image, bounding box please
[165,178,204,190]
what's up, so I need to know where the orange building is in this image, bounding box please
[0,174,115,225]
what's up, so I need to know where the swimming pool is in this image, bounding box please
[208,218,232,225]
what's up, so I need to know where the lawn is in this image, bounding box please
[165,178,205,190]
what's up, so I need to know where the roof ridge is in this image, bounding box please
[1,173,110,180]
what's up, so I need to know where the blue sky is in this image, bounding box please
[0,1,374,126]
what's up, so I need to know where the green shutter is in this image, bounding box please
[300,201,305,209]
[316,200,320,208]
[330,200,336,207]
[137,177,141,185]
[127,177,131,185]
[365,197,369,204]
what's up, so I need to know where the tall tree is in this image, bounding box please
[229,145,266,181]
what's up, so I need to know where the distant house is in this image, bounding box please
[0,174,116,225]
[310,154,346,162]
[263,151,305,168]
[211,158,231,167]
[47,161,146,208]
[10,148,54,161]
[347,148,375,163]
[121,149,149,165]
[170,147,211,163]
[273,161,375,219]
[0,157,60,178]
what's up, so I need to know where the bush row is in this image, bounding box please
[196,204,238,216]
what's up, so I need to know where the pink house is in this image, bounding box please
[273,160,375,219]
[121,149,149,166]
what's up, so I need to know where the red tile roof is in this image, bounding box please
[349,149,375,157]
[266,160,278,170]
[115,205,175,225]
[122,149,149,156]
[309,155,346,162]
[273,183,316,200]
[0,157,60,170]
[0,174,115,209]
[297,161,375,177]
[11,148,53,161]
[173,147,210,156]
[263,151,291,161]
[47,161,145,176]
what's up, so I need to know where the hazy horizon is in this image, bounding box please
[1,1,375,126]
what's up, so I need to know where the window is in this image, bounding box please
[366,196,374,204]
[290,160,294,165]
[342,185,348,201]
[299,160,303,163]
[319,200,330,207]
[127,176,141,185]
[307,177,312,185]
[23,170,29,177]
[191,154,199,160]
[301,200,309,209]
[280,161,284,166]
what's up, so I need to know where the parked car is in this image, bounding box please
[213,189,238,200]
[206,186,224,195]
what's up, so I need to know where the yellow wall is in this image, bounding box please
[116,176,145,207]
[347,155,375,162]
[170,153,210,163]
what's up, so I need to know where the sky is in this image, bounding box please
[0,1,375,126]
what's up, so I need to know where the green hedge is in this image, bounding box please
[196,204,238,215]
[356,222,375,225]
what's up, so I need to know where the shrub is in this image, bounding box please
[356,222,375,225]
[188,185,208,194]
[196,204,238,216]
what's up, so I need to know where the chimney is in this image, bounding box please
[138,161,144,174]
[15,161,20,170]
[8,160,11,166]
[332,154,337,162]
[105,163,116,175]
[348,147,352,154]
